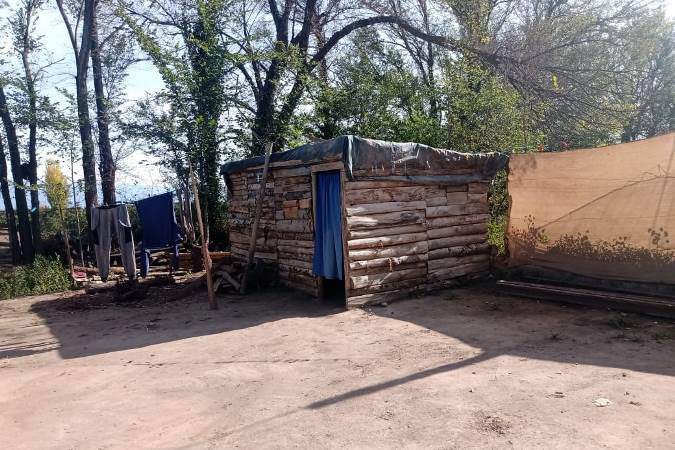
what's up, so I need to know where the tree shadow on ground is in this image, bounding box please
[0,284,342,360]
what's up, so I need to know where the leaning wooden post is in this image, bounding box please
[189,164,217,310]
[239,141,274,294]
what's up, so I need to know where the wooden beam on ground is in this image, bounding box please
[497,280,675,319]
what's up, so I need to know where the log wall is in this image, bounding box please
[344,179,491,307]
[227,158,492,305]
[228,163,318,295]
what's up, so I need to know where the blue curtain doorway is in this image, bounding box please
[312,171,345,301]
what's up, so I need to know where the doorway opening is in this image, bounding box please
[312,170,346,307]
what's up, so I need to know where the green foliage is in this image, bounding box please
[0,255,71,300]
[122,0,233,241]
[487,215,507,256]
[442,59,543,153]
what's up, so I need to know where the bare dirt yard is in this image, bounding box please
[1,282,675,449]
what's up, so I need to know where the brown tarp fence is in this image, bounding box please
[507,132,675,284]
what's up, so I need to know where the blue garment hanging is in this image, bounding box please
[135,192,182,277]
[312,171,344,280]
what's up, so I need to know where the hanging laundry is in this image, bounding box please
[135,192,182,278]
[91,204,136,281]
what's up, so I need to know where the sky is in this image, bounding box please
[1,0,675,209]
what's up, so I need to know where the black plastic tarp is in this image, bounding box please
[220,135,508,187]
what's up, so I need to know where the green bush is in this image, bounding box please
[488,215,507,256]
[0,255,72,300]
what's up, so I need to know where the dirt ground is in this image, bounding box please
[1,283,675,449]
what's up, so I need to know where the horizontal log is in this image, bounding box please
[278,264,314,276]
[275,166,311,178]
[426,214,489,230]
[428,242,490,261]
[428,261,488,282]
[278,251,313,263]
[348,223,426,240]
[310,161,343,172]
[275,183,311,194]
[353,167,479,176]
[231,247,277,261]
[466,203,489,214]
[350,276,427,297]
[428,233,487,250]
[278,232,314,241]
[468,182,489,193]
[349,254,428,271]
[278,258,313,270]
[347,232,427,250]
[277,239,314,248]
[277,245,314,255]
[347,210,425,230]
[427,222,488,240]
[446,192,468,204]
[468,193,487,203]
[446,185,468,192]
[427,254,489,271]
[426,205,467,218]
[350,261,427,277]
[349,241,428,260]
[281,190,312,200]
[345,180,411,190]
[276,219,313,233]
[346,200,425,216]
[351,267,427,290]
[426,196,447,207]
[346,186,428,204]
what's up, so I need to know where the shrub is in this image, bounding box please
[488,215,507,256]
[0,255,72,300]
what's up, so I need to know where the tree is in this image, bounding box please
[56,0,98,221]
[90,0,116,204]
[0,133,21,264]
[122,0,233,239]
[9,0,44,252]
[0,85,34,262]
[44,160,74,278]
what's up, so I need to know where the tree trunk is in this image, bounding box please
[0,85,34,262]
[57,0,98,225]
[21,41,41,253]
[0,133,21,264]
[90,1,116,204]
[76,72,99,218]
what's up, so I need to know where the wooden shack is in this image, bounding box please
[221,136,507,307]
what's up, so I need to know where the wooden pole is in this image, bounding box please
[240,141,274,294]
[189,164,217,310]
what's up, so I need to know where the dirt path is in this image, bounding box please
[1,284,674,449]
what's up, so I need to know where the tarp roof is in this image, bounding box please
[220,135,508,185]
